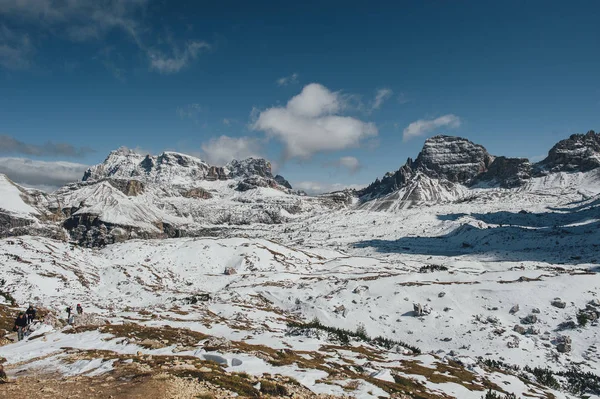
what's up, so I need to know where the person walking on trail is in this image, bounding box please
[76,304,83,315]
[14,312,28,341]
[25,305,36,325]
[66,306,74,325]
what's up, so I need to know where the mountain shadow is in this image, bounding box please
[354,207,600,265]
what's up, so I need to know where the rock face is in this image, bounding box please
[274,175,292,189]
[360,130,600,206]
[83,148,211,185]
[226,158,273,179]
[360,136,494,200]
[536,130,600,174]
[475,157,532,188]
[413,135,494,183]
[82,148,292,193]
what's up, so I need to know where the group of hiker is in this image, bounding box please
[12,303,84,341]
[66,304,84,325]
[13,305,36,341]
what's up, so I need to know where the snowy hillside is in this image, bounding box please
[1,132,600,398]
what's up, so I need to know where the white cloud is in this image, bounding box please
[200,135,262,166]
[276,72,298,86]
[337,156,361,173]
[0,157,88,192]
[252,83,378,159]
[149,41,210,74]
[403,114,461,141]
[293,181,366,195]
[371,88,393,110]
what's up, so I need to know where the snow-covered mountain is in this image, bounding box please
[360,130,600,209]
[1,131,600,398]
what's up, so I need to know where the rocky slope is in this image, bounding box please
[360,130,599,208]
[0,150,334,245]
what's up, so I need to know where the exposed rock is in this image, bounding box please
[556,335,572,353]
[487,316,499,325]
[226,158,273,179]
[513,325,526,334]
[588,299,600,307]
[531,308,541,314]
[414,136,494,183]
[206,166,228,181]
[521,314,538,325]
[224,267,237,275]
[359,135,493,201]
[509,305,520,315]
[413,303,432,316]
[83,148,211,184]
[438,292,446,298]
[274,175,292,189]
[551,298,567,309]
[535,130,600,174]
[474,157,531,188]
[182,188,212,199]
[107,179,145,196]
[236,176,280,192]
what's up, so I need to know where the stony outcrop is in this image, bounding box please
[359,136,493,200]
[414,135,494,183]
[206,166,228,181]
[274,175,292,189]
[107,179,145,196]
[226,158,274,179]
[182,187,212,199]
[475,157,532,188]
[535,130,600,175]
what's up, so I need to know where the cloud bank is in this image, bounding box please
[0,135,94,157]
[0,157,88,192]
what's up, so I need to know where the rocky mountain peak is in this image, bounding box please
[226,158,273,179]
[414,135,494,184]
[535,130,600,175]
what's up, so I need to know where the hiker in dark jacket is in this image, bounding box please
[76,304,83,315]
[14,313,28,341]
[25,305,36,325]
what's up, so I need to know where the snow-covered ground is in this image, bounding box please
[1,169,599,398]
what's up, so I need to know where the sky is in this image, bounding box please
[0,0,599,193]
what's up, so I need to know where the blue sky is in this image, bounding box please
[0,0,599,192]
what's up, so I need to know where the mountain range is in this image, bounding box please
[0,130,598,245]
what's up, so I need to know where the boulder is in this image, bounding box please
[413,303,432,317]
[513,325,526,335]
[509,305,520,315]
[551,298,567,309]
[556,335,572,353]
[521,314,538,325]
[224,267,237,275]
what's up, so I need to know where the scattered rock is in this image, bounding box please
[521,314,538,325]
[438,292,446,298]
[531,308,541,314]
[224,267,237,275]
[509,305,520,314]
[556,335,572,353]
[487,316,500,325]
[513,325,526,335]
[413,303,432,317]
[551,298,567,309]
[588,299,600,307]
